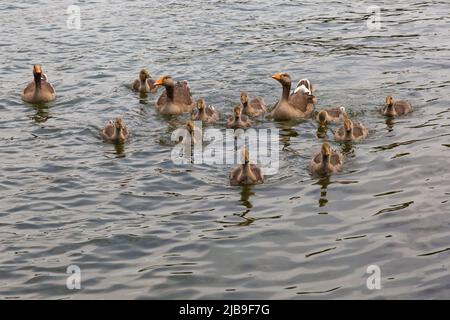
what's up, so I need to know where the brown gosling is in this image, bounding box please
[226,106,252,129]
[229,148,265,186]
[309,142,343,176]
[101,117,129,143]
[382,95,413,116]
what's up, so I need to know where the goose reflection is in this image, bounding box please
[138,91,149,103]
[385,117,395,132]
[239,185,255,209]
[235,186,256,226]
[113,141,126,158]
[222,186,256,227]
[314,176,331,211]
[316,124,328,139]
[31,104,52,123]
[340,141,355,156]
[278,121,299,149]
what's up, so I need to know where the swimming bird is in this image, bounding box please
[101,117,129,143]
[191,99,219,123]
[317,107,347,127]
[132,69,157,93]
[240,91,267,118]
[294,78,315,94]
[382,95,413,116]
[230,148,265,186]
[226,106,252,129]
[178,120,201,145]
[22,64,56,104]
[154,75,195,115]
[310,142,343,176]
[335,117,369,142]
[271,73,316,120]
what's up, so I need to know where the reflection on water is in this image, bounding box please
[314,176,331,212]
[114,141,126,157]
[279,122,299,149]
[316,125,328,139]
[385,116,396,132]
[239,185,254,209]
[339,141,355,157]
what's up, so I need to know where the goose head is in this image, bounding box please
[196,99,206,111]
[33,64,43,84]
[240,91,249,105]
[154,75,174,88]
[115,117,125,131]
[271,72,291,86]
[344,118,353,133]
[234,106,242,119]
[386,95,394,107]
[139,69,150,81]
[243,147,250,164]
[318,110,328,126]
[321,142,332,160]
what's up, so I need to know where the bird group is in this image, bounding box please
[21,65,413,187]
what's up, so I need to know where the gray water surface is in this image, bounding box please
[0,0,450,299]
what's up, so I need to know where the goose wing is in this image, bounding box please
[174,80,193,105]
[102,121,115,138]
[229,166,243,186]
[330,151,343,166]
[132,79,140,92]
[250,97,267,112]
[394,101,412,115]
[23,81,35,95]
[326,107,342,118]
[157,80,194,107]
[146,78,158,93]
[289,92,315,113]
[42,81,56,95]
[250,165,264,183]
[352,123,368,138]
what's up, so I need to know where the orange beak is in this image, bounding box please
[271,73,282,81]
[154,77,164,86]
[33,64,42,74]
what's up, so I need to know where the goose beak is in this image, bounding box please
[33,64,42,75]
[154,78,164,86]
[271,73,282,81]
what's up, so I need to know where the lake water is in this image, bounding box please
[0,0,449,299]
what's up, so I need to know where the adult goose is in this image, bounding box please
[22,64,56,104]
[154,75,195,115]
[271,73,316,120]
